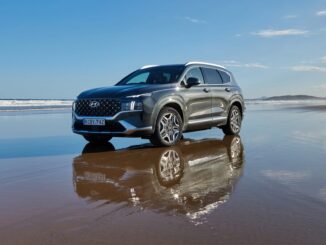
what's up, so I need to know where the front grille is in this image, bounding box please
[75,99,121,117]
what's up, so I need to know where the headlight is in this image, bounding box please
[126,93,151,98]
[121,100,143,111]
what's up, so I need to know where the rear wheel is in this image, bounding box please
[222,105,242,135]
[83,135,112,144]
[150,107,183,146]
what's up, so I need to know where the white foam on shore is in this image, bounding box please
[0,100,73,111]
[0,99,73,107]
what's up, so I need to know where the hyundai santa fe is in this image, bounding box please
[72,61,245,146]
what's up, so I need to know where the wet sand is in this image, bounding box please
[289,104,326,111]
[0,104,326,244]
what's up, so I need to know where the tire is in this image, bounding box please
[222,105,242,135]
[83,135,112,144]
[150,107,183,146]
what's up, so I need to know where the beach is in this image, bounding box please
[0,103,326,245]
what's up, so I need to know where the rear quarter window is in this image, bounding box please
[218,70,231,83]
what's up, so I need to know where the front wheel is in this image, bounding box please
[150,107,183,146]
[83,135,112,144]
[222,105,242,135]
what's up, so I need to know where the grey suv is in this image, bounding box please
[72,61,245,146]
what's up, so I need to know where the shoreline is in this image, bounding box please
[1,102,326,113]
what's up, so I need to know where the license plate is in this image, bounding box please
[83,118,105,126]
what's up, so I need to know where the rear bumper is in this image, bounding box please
[72,110,153,137]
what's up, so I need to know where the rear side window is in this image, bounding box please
[219,70,231,83]
[201,67,223,84]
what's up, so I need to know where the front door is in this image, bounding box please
[181,67,213,129]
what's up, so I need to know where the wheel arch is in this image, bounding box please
[151,99,185,131]
[228,97,244,118]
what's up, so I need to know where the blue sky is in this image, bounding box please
[0,0,326,99]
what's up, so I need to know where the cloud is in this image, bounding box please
[261,170,311,183]
[283,14,298,19]
[184,16,206,24]
[221,60,268,69]
[316,10,326,16]
[252,29,308,37]
[319,188,326,201]
[291,65,326,72]
[299,56,326,65]
[313,83,326,90]
[320,56,326,63]
[292,130,326,152]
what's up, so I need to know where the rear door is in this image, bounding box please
[201,67,232,120]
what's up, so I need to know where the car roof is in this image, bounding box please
[140,62,226,70]
[185,61,226,69]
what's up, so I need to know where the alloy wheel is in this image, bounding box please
[158,149,182,183]
[159,112,180,144]
[230,108,241,133]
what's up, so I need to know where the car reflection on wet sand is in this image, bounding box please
[73,136,244,223]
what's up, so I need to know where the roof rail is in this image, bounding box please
[140,64,158,69]
[185,61,226,69]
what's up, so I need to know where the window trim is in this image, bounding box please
[178,64,233,87]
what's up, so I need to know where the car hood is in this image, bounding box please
[77,84,174,99]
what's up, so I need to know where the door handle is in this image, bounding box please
[203,88,210,93]
[225,87,231,92]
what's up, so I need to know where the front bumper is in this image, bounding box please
[72,110,153,137]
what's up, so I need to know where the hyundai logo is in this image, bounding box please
[89,101,100,108]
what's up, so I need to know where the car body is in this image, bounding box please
[72,61,245,145]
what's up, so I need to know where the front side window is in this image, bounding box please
[201,67,223,84]
[117,65,185,85]
[185,67,204,84]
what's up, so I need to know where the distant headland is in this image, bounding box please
[248,95,326,101]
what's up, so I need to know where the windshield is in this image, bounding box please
[116,65,185,85]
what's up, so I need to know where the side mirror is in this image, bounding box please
[186,77,200,88]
